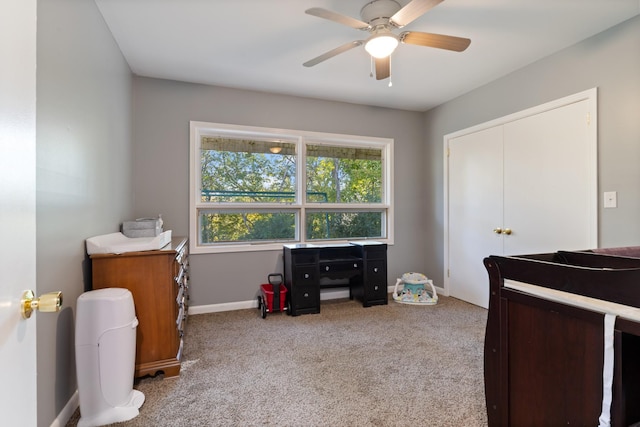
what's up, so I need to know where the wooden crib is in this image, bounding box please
[483,248,640,426]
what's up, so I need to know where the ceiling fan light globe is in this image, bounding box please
[365,34,399,58]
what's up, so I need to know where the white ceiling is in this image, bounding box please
[95,0,640,112]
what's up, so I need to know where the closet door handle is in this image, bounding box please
[502,228,512,235]
[493,228,502,234]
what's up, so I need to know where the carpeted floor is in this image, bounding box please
[67,295,488,426]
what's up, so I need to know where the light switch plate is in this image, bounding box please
[604,191,617,208]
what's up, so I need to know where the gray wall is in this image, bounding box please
[132,79,425,306]
[423,15,640,287]
[36,0,133,425]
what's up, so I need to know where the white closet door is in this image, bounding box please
[445,90,597,309]
[448,126,503,308]
[503,99,592,255]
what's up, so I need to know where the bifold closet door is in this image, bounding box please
[448,126,503,308]
[502,99,593,256]
[447,98,594,309]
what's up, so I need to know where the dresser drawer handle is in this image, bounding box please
[304,292,309,298]
[175,268,185,285]
[304,273,310,279]
[325,266,330,271]
[374,285,379,291]
[176,307,185,326]
[354,263,358,268]
[373,267,378,273]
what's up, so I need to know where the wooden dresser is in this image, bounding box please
[90,237,189,378]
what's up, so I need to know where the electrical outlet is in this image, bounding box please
[604,191,617,208]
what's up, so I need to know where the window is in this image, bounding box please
[190,121,393,253]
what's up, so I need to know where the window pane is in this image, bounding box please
[199,211,296,244]
[306,144,382,203]
[306,211,383,240]
[201,137,296,203]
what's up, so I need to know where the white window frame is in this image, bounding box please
[189,121,394,254]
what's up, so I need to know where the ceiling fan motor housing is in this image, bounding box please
[360,0,402,27]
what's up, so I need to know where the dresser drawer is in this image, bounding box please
[177,338,184,361]
[175,265,186,286]
[174,249,187,268]
[177,309,186,335]
[176,286,185,306]
[176,304,185,327]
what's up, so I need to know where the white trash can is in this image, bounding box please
[75,288,145,427]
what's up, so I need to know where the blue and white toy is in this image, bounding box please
[392,272,438,305]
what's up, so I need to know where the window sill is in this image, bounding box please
[189,238,393,255]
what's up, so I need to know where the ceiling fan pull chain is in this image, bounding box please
[388,57,393,87]
[370,56,374,78]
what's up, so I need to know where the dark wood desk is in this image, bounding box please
[283,242,387,316]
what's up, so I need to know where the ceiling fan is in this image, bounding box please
[303,0,471,81]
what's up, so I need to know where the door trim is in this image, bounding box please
[443,88,598,298]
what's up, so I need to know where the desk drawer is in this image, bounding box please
[366,260,386,280]
[293,266,317,285]
[319,260,361,279]
[290,285,320,311]
[365,260,387,300]
[293,253,318,265]
[364,246,387,260]
[368,281,387,300]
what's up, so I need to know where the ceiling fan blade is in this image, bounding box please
[401,31,471,52]
[303,41,364,67]
[375,57,390,80]
[390,0,444,28]
[306,8,370,30]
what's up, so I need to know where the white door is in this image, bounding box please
[0,1,38,425]
[503,100,594,255]
[445,90,597,309]
[448,126,504,308]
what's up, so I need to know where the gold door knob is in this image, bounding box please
[502,228,512,235]
[21,290,63,319]
[493,228,502,234]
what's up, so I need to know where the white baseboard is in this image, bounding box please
[189,300,255,314]
[50,390,78,427]
[188,285,397,315]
